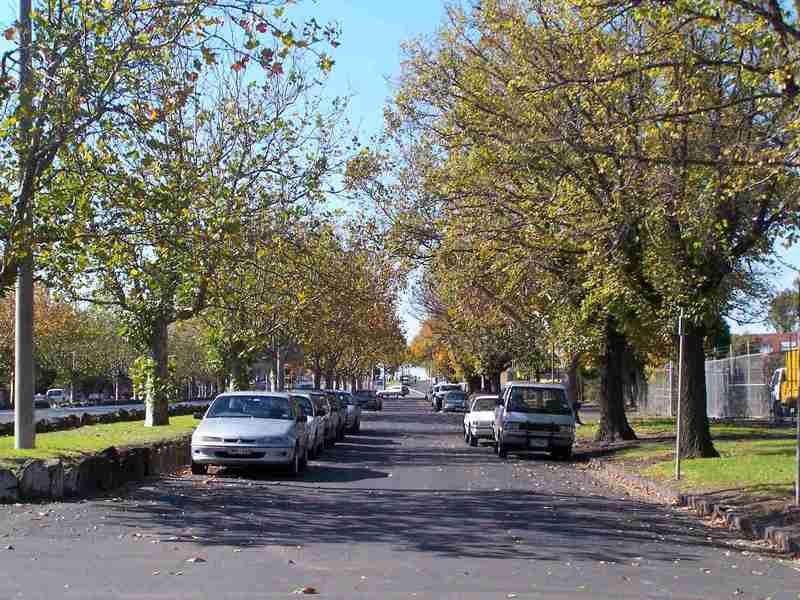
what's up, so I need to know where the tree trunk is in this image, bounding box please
[679,321,719,458]
[276,350,285,392]
[564,353,582,423]
[488,371,501,394]
[596,318,636,442]
[313,358,321,389]
[145,317,169,427]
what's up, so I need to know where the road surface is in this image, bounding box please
[0,394,797,599]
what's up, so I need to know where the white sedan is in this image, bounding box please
[463,395,500,446]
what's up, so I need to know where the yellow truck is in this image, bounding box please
[771,349,799,416]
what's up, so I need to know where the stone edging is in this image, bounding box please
[0,436,192,503]
[587,458,800,553]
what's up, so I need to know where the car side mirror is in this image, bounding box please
[193,411,204,420]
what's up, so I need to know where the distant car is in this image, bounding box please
[290,392,324,459]
[441,390,467,413]
[353,390,381,411]
[432,383,461,411]
[34,393,50,409]
[463,395,500,446]
[493,382,575,460]
[190,391,310,476]
[46,388,66,408]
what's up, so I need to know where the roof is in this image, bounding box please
[504,381,566,390]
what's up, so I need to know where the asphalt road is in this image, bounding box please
[0,400,211,424]
[0,395,798,599]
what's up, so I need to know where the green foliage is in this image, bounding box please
[767,286,800,333]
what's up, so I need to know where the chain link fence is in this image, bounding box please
[644,350,787,419]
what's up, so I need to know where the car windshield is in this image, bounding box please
[207,395,293,420]
[292,396,314,417]
[445,392,466,401]
[355,390,375,398]
[337,393,353,405]
[439,385,460,392]
[507,388,572,415]
[473,397,497,411]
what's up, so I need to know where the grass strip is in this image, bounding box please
[579,416,798,496]
[0,416,197,470]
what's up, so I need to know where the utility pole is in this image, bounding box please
[675,309,685,481]
[14,0,35,449]
[796,278,800,506]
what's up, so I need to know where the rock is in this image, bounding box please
[0,469,18,503]
[20,460,64,500]
[64,455,114,497]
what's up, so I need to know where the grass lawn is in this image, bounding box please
[579,417,798,496]
[0,416,197,470]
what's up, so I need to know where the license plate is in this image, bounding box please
[227,448,252,456]
[528,438,548,448]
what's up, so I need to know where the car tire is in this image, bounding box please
[300,447,309,471]
[354,420,360,433]
[469,429,478,447]
[191,461,208,475]
[497,437,508,459]
[552,447,573,461]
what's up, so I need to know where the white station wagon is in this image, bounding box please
[463,394,500,445]
[493,382,575,460]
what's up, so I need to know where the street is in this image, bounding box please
[0,394,797,599]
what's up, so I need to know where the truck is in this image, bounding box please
[770,348,799,417]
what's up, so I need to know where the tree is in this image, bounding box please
[46,22,341,425]
[767,286,799,333]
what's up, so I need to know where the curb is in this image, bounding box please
[0,436,192,504]
[587,458,800,553]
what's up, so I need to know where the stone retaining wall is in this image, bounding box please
[0,437,192,503]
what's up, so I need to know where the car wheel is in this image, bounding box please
[497,437,508,459]
[354,420,360,433]
[464,426,470,444]
[552,447,573,461]
[288,447,301,476]
[469,428,478,447]
[191,461,208,475]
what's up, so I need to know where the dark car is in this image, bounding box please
[353,389,382,411]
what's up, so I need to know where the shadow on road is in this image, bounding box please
[103,413,751,566]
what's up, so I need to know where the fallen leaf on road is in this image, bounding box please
[152,571,160,576]
[186,556,206,563]
[292,586,318,594]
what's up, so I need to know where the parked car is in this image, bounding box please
[335,391,361,432]
[493,382,575,460]
[295,390,337,448]
[463,395,499,446]
[431,383,461,411]
[190,391,310,476]
[441,390,468,413]
[324,391,348,441]
[290,392,324,459]
[353,389,381,411]
[46,388,66,408]
[34,393,50,409]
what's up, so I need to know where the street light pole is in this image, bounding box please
[14,0,35,450]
